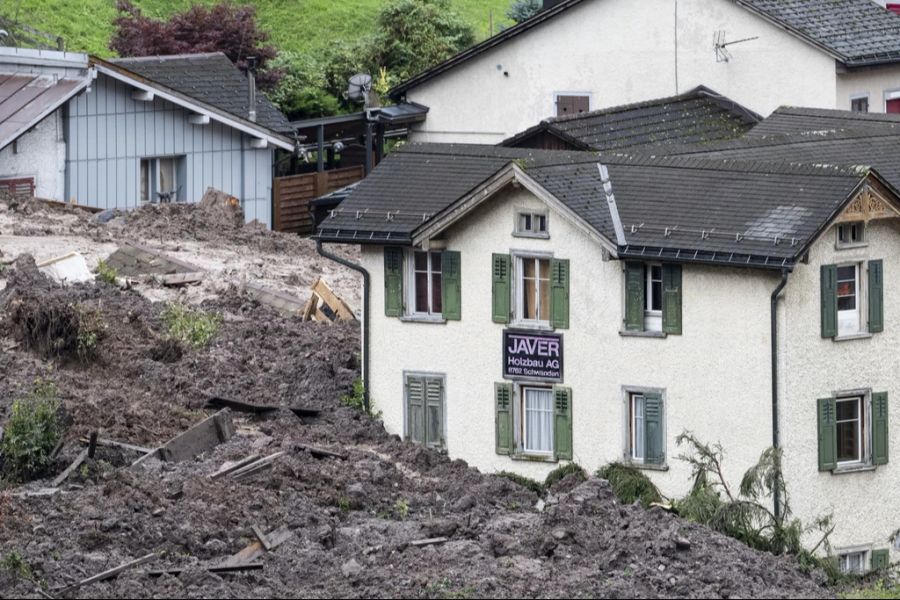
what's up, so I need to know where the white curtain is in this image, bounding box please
[524,388,553,453]
[632,395,645,460]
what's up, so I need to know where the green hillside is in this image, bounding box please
[0,0,514,58]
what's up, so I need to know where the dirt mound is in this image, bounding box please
[0,261,832,599]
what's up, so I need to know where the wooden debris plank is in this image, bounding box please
[157,409,234,463]
[87,432,98,459]
[80,437,154,455]
[409,537,448,547]
[147,562,263,577]
[56,553,156,594]
[310,278,356,321]
[158,271,205,286]
[219,527,293,567]
[229,452,286,479]
[205,397,279,415]
[209,454,262,480]
[51,449,88,487]
[251,525,272,551]
[295,444,347,460]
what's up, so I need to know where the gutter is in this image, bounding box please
[770,269,789,522]
[315,240,371,414]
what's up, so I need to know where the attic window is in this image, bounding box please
[515,211,549,238]
[851,96,869,113]
[836,221,865,248]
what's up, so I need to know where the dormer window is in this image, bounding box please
[515,211,549,238]
[836,221,865,248]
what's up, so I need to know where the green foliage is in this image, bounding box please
[0,551,34,581]
[75,306,106,362]
[94,259,118,285]
[1,379,61,482]
[544,462,587,488]
[506,0,541,24]
[842,581,900,599]
[497,471,544,495]
[162,303,221,349]
[597,462,663,508]
[268,51,346,120]
[337,496,351,514]
[340,378,366,412]
[674,431,837,579]
[394,498,410,520]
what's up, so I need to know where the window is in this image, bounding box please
[522,387,554,455]
[516,256,551,324]
[405,373,444,450]
[625,389,665,466]
[410,251,443,316]
[645,264,663,332]
[140,156,184,203]
[630,393,646,461]
[839,551,867,575]
[555,94,590,117]
[836,396,864,464]
[821,260,883,339]
[836,264,860,336]
[851,96,869,113]
[516,212,549,237]
[623,262,682,335]
[836,221,865,247]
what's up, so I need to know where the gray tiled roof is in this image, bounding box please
[318,144,874,269]
[748,106,900,137]
[111,53,292,134]
[738,0,900,66]
[503,86,760,152]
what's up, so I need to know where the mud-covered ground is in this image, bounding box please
[0,251,835,599]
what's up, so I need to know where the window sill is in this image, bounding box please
[400,315,447,324]
[512,232,551,240]
[510,453,558,464]
[619,329,667,339]
[623,460,669,472]
[509,320,554,332]
[831,464,877,475]
[833,332,873,342]
[834,242,868,251]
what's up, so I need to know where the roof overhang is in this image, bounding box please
[90,58,295,152]
[0,75,91,152]
[411,162,617,254]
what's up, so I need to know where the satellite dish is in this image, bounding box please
[346,73,373,103]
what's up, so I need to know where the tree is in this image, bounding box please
[109,1,281,89]
[506,0,543,24]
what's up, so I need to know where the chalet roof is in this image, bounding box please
[502,86,760,152]
[390,0,900,98]
[111,52,293,133]
[317,144,884,270]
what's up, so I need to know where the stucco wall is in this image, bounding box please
[362,185,778,500]
[405,0,836,144]
[781,218,900,559]
[837,66,900,112]
[0,110,66,200]
[65,74,274,226]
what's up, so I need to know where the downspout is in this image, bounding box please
[770,269,789,521]
[316,240,370,414]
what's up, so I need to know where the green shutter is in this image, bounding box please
[624,262,644,332]
[869,259,884,334]
[550,258,570,329]
[873,392,889,466]
[553,386,573,461]
[821,264,838,338]
[662,264,683,335]
[495,382,514,455]
[441,251,461,321]
[644,393,665,465]
[871,549,891,572]
[406,376,425,444]
[818,397,837,471]
[424,377,444,450]
[384,247,404,317]
[492,254,511,324]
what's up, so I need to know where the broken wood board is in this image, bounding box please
[79,437,154,455]
[206,396,279,415]
[51,449,88,487]
[295,444,347,460]
[133,409,234,466]
[147,562,262,577]
[156,271,205,287]
[55,553,156,594]
[105,243,203,278]
[218,526,292,568]
[229,452,286,480]
[243,282,307,316]
[209,454,262,480]
[301,277,357,323]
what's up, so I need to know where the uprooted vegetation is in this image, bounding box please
[0,379,62,484]
[0,259,835,598]
[162,303,221,349]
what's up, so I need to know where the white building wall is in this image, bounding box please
[836,66,900,112]
[0,109,66,200]
[404,0,836,144]
[362,185,777,498]
[781,218,900,559]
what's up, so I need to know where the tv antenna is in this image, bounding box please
[346,73,379,111]
[714,30,759,63]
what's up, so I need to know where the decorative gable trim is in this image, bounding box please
[836,184,900,224]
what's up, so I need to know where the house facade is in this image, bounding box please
[319,144,900,573]
[390,0,900,144]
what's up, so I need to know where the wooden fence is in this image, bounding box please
[272,166,364,235]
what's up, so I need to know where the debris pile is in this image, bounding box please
[0,259,833,599]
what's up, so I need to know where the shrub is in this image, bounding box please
[94,260,118,285]
[1,379,62,482]
[0,551,34,581]
[497,471,545,495]
[545,462,587,488]
[597,462,663,507]
[162,303,221,349]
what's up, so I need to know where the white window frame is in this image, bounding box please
[406,250,443,318]
[630,393,646,462]
[849,93,870,113]
[514,210,550,239]
[836,262,866,337]
[140,156,183,203]
[512,251,553,329]
[622,385,667,468]
[644,263,663,332]
[835,392,871,467]
[836,221,866,249]
[838,547,870,575]
[519,385,554,457]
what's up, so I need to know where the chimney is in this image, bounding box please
[247,56,258,123]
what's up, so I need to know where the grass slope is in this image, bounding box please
[0,0,514,58]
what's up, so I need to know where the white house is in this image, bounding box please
[317,139,900,574]
[389,0,900,144]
